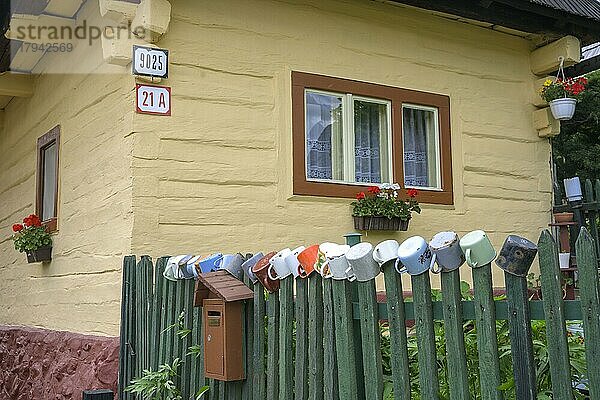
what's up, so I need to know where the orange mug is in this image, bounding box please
[297,244,319,278]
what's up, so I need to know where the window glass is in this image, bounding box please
[402,105,441,189]
[42,142,57,221]
[354,99,390,184]
[305,91,344,181]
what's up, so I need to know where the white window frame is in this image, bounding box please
[304,89,393,186]
[401,103,442,191]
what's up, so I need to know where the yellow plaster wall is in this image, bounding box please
[131,0,553,289]
[0,0,134,336]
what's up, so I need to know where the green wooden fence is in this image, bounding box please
[119,228,600,399]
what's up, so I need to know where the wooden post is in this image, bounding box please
[308,274,324,400]
[295,278,310,400]
[505,272,536,399]
[252,283,266,400]
[576,228,600,399]
[279,276,294,399]
[357,280,383,400]
[538,231,573,399]
[411,272,440,399]
[382,263,411,400]
[323,278,339,400]
[441,270,470,400]
[471,264,502,400]
[266,291,280,400]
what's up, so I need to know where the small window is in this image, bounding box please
[36,126,60,232]
[293,72,453,204]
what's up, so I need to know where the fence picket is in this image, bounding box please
[441,270,470,400]
[357,280,383,400]
[190,307,204,397]
[134,258,146,378]
[242,277,254,400]
[295,278,309,400]
[308,274,324,400]
[181,280,195,399]
[253,283,266,400]
[331,280,359,400]
[412,272,440,399]
[505,272,536,399]
[173,279,185,391]
[585,179,600,256]
[576,228,600,399]
[118,256,136,399]
[279,276,295,399]
[538,231,573,399]
[266,291,280,400]
[471,264,502,400]
[323,278,339,400]
[151,258,167,370]
[382,263,411,400]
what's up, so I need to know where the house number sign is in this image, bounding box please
[132,45,169,78]
[136,84,171,116]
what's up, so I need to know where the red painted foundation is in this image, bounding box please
[0,326,119,400]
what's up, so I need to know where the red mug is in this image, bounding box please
[297,245,319,278]
[252,251,279,293]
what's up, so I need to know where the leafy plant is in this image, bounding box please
[380,282,589,399]
[126,359,183,400]
[11,214,52,253]
[539,76,588,102]
[352,183,421,220]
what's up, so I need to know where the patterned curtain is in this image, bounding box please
[354,101,382,183]
[306,93,340,180]
[403,107,430,187]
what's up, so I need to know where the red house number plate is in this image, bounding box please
[136,84,171,116]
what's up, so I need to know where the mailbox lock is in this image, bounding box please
[207,334,212,342]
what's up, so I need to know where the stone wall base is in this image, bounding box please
[0,325,119,400]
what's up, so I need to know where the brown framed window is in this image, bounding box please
[36,126,60,232]
[292,72,453,205]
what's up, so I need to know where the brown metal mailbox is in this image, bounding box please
[194,270,253,381]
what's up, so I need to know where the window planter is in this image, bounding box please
[549,98,577,121]
[26,246,52,263]
[353,216,410,231]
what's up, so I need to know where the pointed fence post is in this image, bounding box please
[538,231,573,399]
[576,227,600,399]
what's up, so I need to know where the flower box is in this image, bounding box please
[353,216,410,231]
[26,246,52,263]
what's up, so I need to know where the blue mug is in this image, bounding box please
[397,236,436,276]
[197,253,223,274]
[218,254,244,280]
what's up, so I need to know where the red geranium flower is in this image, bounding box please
[356,192,366,200]
[407,188,418,198]
[23,214,41,227]
[12,224,23,232]
[367,186,381,195]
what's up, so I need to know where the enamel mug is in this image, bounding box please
[219,253,244,281]
[285,246,306,279]
[268,248,293,280]
[252,251,279,293]
[460,230,496,268]
[346,242,380,282]
[373,240,400,267]
[317,243,350,278]
[495,235,537,277]
[196,253,223,274]
[429,231,465,273]
[241,252,263,284]
[297,245,319,277]
[397,236,436,276]
[323,255,353,280]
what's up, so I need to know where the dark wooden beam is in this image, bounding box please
[557,54,600,78]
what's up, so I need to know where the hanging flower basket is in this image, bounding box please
[353,216,410,231]
[26,246,53,263]
[549,98,577,121]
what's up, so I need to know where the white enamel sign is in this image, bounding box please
[132,45,169,78]
[136,84,171,116]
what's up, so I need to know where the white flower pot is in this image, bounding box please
[559,252,570,269]
[549,98,577,121]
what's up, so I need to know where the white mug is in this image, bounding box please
[346,242,380,282]
[397,236,436,276]
[317,243,350,278]
[373,240,400,267]
[323,255,352,280]
[268,248,292,280]
[285,246,306,279]
[429,231,465,273]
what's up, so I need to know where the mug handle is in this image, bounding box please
[298,265,308,278]
[395,259,407,274]
[212,255,224,272]
[465,249,478,268]
[344,265,355,281]
[321,260,332,278]
[268,264,279,281]
[429,253,439,273]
